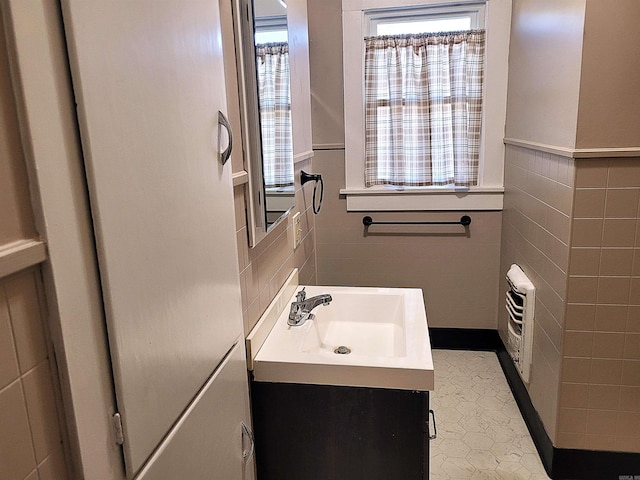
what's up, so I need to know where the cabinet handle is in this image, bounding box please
[241,421,255,462]
[428,409,437,440]
[218,110,233,165]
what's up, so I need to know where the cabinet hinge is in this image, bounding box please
[112,412,125,445]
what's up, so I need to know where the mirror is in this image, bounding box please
[236,0,295,247]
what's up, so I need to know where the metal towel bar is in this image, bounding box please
[362,215,471,227]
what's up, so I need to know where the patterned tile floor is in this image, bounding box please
[430,350,551,480]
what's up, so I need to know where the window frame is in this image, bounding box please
[367,4,484,36]
[341,0,512,211]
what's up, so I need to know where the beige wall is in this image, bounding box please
[0,13,35,246]
[505,0,586,149]
[315,150,502,329]
[558,159,640,452]
[499,145,575,442]
[575,0,640,149]
[500,152,640,454]
[308,0,344,148]
[507,0,640,151]
[308,0,501,329]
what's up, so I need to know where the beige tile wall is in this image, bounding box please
[558,158,640,452]
[235,158,317,336]
[314,149,502,329]
[499,144,575,442]
[501,151,640,453]
[0,268,69,480]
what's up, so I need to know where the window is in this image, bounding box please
[341,0,511,211]
[365,7,485,188]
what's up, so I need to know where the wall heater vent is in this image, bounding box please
[505,264,535,383]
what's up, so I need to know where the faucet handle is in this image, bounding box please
[296,287,306,302]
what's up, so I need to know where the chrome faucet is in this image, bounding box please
[288,288,332,326]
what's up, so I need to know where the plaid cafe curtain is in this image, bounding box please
[256,42,294,188]
[364,31,485,187]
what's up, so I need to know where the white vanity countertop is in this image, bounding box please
[247,270,434,391]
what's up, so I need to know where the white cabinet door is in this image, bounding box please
[134,342,254,480]
[61,1,244,476]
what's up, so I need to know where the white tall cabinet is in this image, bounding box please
[59,1,254,478]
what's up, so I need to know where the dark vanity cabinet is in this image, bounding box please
[251,381,430,480]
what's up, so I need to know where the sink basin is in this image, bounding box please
[248,275,434,391]
[299,290,406,357]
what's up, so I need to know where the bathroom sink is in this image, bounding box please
[299,290,406,357]
[247,272,434,391]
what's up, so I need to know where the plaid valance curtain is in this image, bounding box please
[256,42,293,188]
[364,31,485,187]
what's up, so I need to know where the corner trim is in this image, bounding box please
[504,138,640,159]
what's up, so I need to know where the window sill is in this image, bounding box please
[339,186,504,211]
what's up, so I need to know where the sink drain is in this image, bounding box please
[334,346,351,355]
